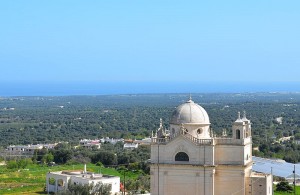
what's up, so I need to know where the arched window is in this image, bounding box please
[184,128,188,135]
[236,129,241,139]
[57,179,64,187]
[172,128,175,134]
[197,128,203,134]
[48,178,56,185]
[175,152,189,161]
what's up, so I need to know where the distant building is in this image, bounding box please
[100,137,124,144]
[150,98,272,195]
[43,143,58,149]
[2,107,15,111]
[123,137,151,149]
[134,137,151,146]
[278,136,292,143]
[46,165,120,194]
[123,142,139,150]
[79,139,101,149]
[295,139,300,144]
[7,145,42,155]
[6,143,57,156]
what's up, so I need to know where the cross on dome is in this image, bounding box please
[186,94,194,103]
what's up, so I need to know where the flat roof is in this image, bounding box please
[48,171,119,180]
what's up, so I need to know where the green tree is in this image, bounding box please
[6,160,18,169]
[90,183,111,195]
[17,158,31,169]
[42,153,54,164]
[54,149,73,164]
[276,181,293,192]
[32,150,38,163]
[91,151,117,165]
[6,158,31,169]
[295,133,300,140]
[138,175,150,192]
[57,181,110,195]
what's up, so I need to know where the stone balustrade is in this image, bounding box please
[152,130,251,146]
[152,129,213,145]
[215,137,252,145]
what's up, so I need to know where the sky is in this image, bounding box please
[0,1,300,94]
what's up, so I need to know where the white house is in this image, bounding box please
[46,165,120,194]
[79,139,101,149]
[123,142,139,150]
[100,137,124,144]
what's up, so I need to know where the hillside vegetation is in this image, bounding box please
[1,93,300,162]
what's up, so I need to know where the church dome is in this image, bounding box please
[170,99,210,125]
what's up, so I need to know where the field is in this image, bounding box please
[1,164,300,194]
[275,188,300,195]
[0,163,139,195]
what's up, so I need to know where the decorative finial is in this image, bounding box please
[243,111,247,119]
[180,123,185,131]
[186,93,193,103]
[159,118,163,128]
[238,111,241,119]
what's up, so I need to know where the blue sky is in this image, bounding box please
[0,0,300,85]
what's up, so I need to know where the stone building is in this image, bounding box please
[150,98,272,195]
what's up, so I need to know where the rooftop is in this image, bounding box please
[49,170,118,180]
[253,156,300,179]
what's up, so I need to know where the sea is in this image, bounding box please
[0,81,300,96]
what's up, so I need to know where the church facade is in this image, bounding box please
[150,98,272,195]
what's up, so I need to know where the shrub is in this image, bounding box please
[276,181,293,192]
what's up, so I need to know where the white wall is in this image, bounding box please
[151,164,214,195]
[151,136,214,165]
